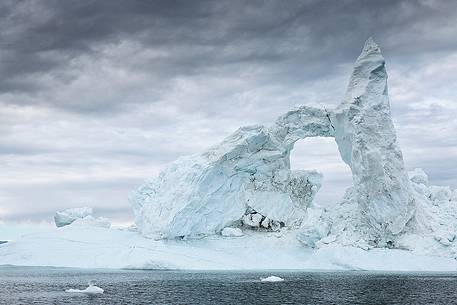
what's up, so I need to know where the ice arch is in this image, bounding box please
[289,137,352,206]
[131,38,415,241]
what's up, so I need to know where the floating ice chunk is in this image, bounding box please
[260,276,284,282]
[65,280,104,295]
[54,207,93,227]
[221,227,243,237]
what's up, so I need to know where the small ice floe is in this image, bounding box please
[260,275,284,282]
[65,280,104,295]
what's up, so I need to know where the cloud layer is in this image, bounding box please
[1,0,456,223]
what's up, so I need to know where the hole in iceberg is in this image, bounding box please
[289,137,352,207]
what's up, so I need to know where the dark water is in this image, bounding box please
[1,266,457,305]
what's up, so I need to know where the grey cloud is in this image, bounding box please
[2,0,457,110]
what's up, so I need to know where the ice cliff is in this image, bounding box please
[130,38,448,252]
[330,38,415,243]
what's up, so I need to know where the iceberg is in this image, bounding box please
[131,38,413,245]
[131,122,326,239]
[66,280,104,295]
[54,207,93,227]
[54,207,111,228]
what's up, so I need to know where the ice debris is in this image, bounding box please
[221,227,243,237]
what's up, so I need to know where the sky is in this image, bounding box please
[1,0,456,225]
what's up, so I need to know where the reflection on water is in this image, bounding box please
[1,266,457,304]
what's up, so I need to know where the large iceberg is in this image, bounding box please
[131,38,414,243]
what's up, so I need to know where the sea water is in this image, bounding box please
[1,266,457,304]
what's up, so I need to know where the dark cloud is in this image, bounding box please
[1,0,457,108]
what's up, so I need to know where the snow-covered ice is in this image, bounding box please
[1,225,457,271]
[260,276,284,282]
[71,215,111,228]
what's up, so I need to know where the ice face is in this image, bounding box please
[54,207,93,227]
[131,38,415,242]
[131,122,327,239]
[330,38,415,240]
[54,207,110,228]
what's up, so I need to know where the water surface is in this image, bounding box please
[1,266,457,304]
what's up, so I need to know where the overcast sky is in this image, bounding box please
[1,0,456,225]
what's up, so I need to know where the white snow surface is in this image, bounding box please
[1,226,457,271]
[71,215,111,228]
